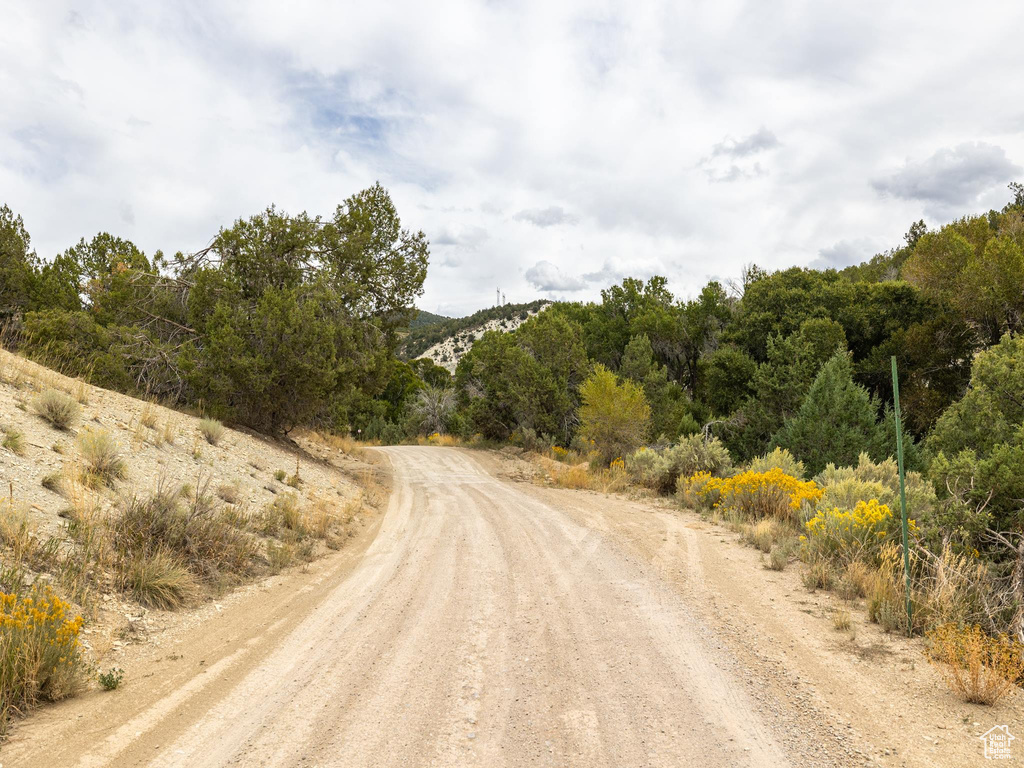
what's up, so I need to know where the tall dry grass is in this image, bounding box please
[926,623,1024,705]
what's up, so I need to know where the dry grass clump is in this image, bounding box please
[33,388,80,430]
[742,518,785,553]
[306,497,335,539]
[41,473,63,494]
[832,606,852,631]
[926,623,1024,705]
[308,430,369,459]
[109,481,257,602]
[259,494,307,538]
[216,482,241,504]
[1,427,25,456]
[545,463,593,490]
[139,401,157,429]
[864,543,919,634]
[124,551,199,610]
[802,558,836,591]
[198,418,224,446]
[266,541,295,573]
[221,502,252,530]
[542,460,629,493]
[77,428,126,487]
[71,378,90,405]
[0,499,49,570]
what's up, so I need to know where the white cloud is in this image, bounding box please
[810,238,885,270]
[433,224,489,247]
[872,142,1021,217]
[524,260,587,292]
[513,206,577,227]
[711,127,780,158]
[2,2,1024,315]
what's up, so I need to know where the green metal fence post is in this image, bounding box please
[890,356,913,634]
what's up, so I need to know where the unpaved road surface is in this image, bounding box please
[5,447,1015,767]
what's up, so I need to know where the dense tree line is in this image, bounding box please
[0,184,429,434]
[445,186,1024,561]
[4,184,1024,550]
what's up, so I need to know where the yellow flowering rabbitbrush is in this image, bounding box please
[0,586,85,731]
[801,498,917,565]
[687,467,822,523]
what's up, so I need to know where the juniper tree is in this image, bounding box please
[771,352,888,476]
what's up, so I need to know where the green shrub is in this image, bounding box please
[513,427,556,453]
[819,478,888,511]
[814,453,935,519]
[98,667,124,691]
[20,309,135,393]
[32,389,80,430]
[772,353,893,476]
[666,434,733,479]
[748,447,805,479]
[625,447,671,490]
[926,333,1024,533]
[801,499,906,567]
[766,545,789,571]
[628,435,732,494]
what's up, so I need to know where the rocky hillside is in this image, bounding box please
[400,300,550,372]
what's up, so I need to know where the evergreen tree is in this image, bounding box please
[771,352,888,475]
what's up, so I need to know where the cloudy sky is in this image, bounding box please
[3,1,1023,316]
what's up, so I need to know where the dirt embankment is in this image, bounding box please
[0,347,381,689]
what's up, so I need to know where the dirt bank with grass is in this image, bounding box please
[0,348,382,731]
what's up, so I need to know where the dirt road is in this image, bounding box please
[4,447,1013,766]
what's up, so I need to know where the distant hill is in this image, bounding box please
[408,309,453,329]
[400,300,551,371]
